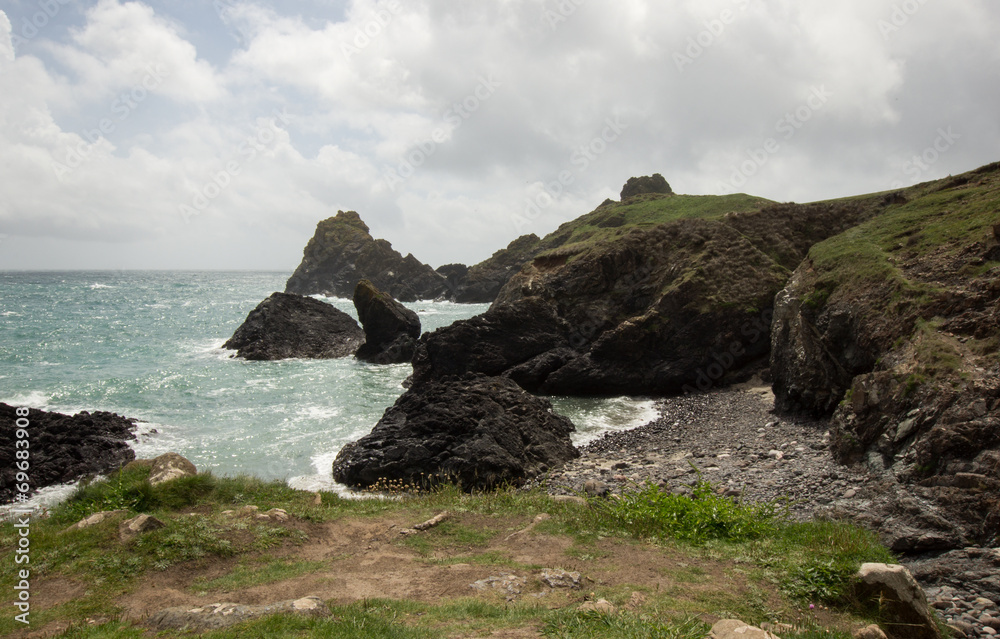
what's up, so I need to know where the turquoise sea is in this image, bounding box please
[0,271,657,505]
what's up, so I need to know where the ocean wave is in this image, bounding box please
[1,390,51,409]
[1,311,20,317]
[89,283,114,290]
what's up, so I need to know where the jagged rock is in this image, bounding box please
[332,374,578,492]
[285,210,449,302]
[445,234,542,303]
[854,563,941,639]
[708,619,780,638]
[119,514,166,543]
[223,292,363,360]
[620,173,673,200]
[470,573,526,598]
[353,280,421,364]
[148,452,197,485]
[147,596,328,631]
[0,404,137,503]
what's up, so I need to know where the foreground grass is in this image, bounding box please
[1,469,896,638]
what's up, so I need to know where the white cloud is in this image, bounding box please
[0,0,999,270]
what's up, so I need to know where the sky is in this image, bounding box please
[0,0,998,271]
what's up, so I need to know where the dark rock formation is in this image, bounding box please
[223,292,363,360]
[353,279,420,364]
[444,234,542,303]
[1,404,137,502]
[285,211,449,302]
[769,162,1000,549]
[411,197,881,397]
[412,297,571,385]
[620,173,673,200]
[332,375,579,491]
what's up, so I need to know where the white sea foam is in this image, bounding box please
[1,481,81,519]
[556,396,661,447]
[1,311,20,317]
[89,283,114,290]
[2,390,51,409]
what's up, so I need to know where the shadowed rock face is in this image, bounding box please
[1,404,137,503]
[285,211,449,302]
[223,292,363,360]
[353,279,420,364]
[332,374,579,492]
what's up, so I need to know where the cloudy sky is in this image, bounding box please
[0,0,997,271]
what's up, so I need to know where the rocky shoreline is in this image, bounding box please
[538,385,1000,638]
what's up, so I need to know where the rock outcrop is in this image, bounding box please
[148,452,197,485]
[223,292,363,360]
[353,279,421,364]
[332,375,579,491]
[412,195,884,396]
[620,173,673,200]
[854,563,941,639]
[285,210,449,302]
[1,404,137,503]
[148,597,329,632]
[770,162,1000,549]
[441,234,542,303]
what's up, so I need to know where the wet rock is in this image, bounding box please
[353,279,420,364]
[1,404,138,503]
[223,292,364,360]
[332,375,578,492]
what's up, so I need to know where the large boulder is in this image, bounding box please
[1,404,137,503]
[148,452,197,485]
[854,563,941,639]
[223,292,363,360]
[285,210,449,302]
[353,280,421,364]
[332,375,579,491]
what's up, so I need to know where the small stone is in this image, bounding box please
[118,514,166,543]
[578,599,616,614]
[767,450,783,460]
[264,508,290,522]
[539,569,581,590]
[844,489,858,499]
[853,625,888,639]
[983,627,997,636]
[584,480,610,497]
